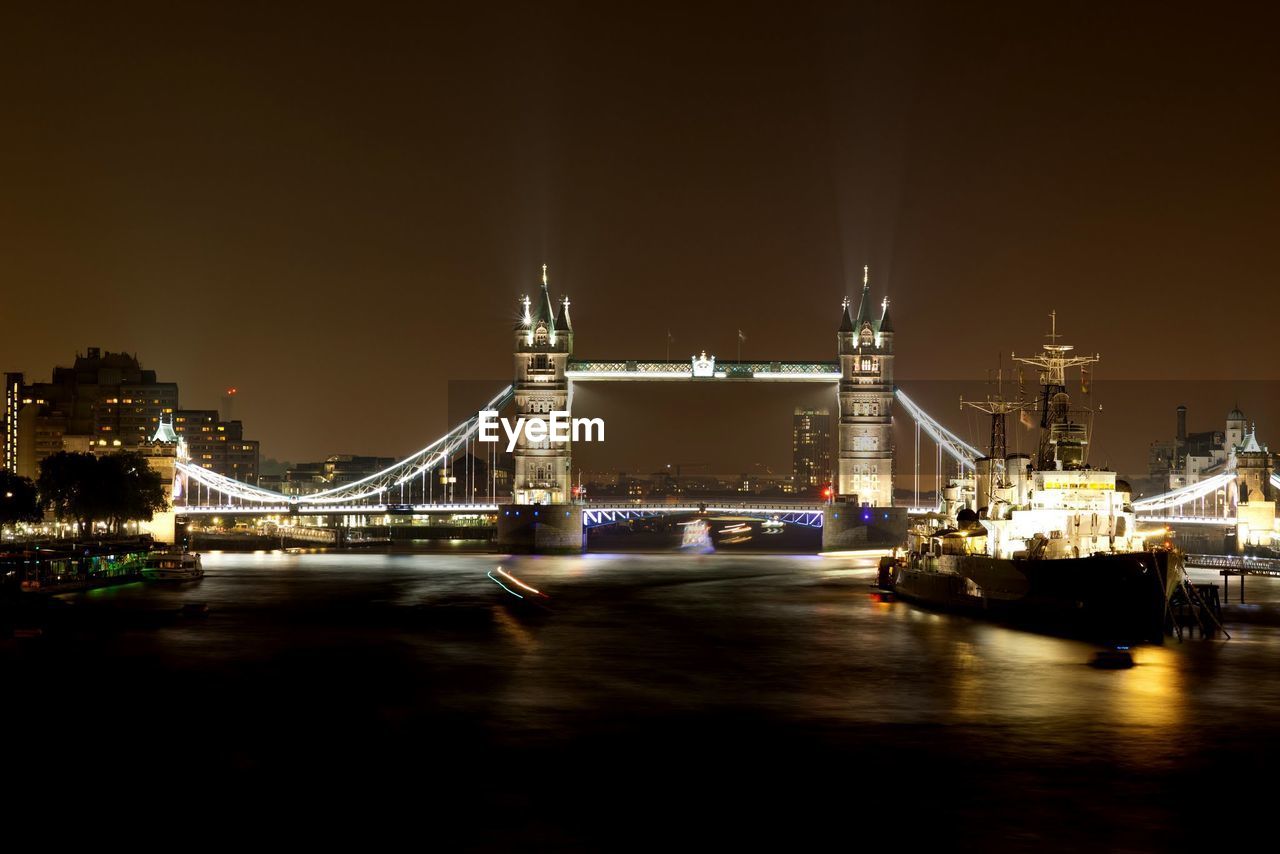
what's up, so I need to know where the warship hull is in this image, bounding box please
[891,550,1174,643]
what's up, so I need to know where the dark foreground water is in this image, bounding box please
[4,551,1278,850]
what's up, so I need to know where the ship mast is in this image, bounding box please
[1014,312,1098,392]
[1011,311,1100,469]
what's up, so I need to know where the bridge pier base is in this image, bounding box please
[496,504,584,554]
[822,504,907,552]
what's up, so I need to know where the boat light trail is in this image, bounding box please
[495,567,541,595]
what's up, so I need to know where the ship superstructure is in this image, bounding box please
[892,314,1175,642]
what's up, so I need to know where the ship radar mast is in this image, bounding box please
[1012,310,1099,390]
[1011,311,1100,470]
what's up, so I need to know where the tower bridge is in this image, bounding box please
[167,266,1041,552]
[503,263,897,519]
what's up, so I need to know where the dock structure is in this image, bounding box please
[1167,582,1226,639]
[1184,553,1280,603]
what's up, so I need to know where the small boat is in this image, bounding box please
[142,550,204,581]
[679,520,713,552]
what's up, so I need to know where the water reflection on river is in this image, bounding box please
[5,551,1277,848]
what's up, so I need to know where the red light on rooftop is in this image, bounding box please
[225,387,237,395]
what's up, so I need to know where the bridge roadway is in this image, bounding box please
[178,502,502,517]
[579,502,827,528]
[1135,514,1237,526]
[177,499,847,521]
[180,499,1241,527]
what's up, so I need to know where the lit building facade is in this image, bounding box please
[172,410,260,484]
[3,349,178,478]
[836,268,895,506]
[792,407,832,495]
[1157,405,1249,491]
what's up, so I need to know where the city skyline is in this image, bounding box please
[6,341,1278,484]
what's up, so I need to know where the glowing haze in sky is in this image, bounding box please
[2,1,1276,468]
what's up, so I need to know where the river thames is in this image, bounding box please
[5,550,1278,849]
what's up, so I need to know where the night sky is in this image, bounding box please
[2,2,1277,474]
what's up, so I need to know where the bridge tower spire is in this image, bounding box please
[836,266,895,506]
[512,265,573,505]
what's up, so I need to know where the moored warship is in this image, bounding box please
[887,315,1180,643]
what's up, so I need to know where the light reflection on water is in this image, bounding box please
[60,551,1280,728]
[12,550,1280,845]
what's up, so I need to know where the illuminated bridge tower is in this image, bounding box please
[836,266,895,506]
[497,266,584,553]
[512,265,574,504]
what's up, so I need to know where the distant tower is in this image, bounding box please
[1234,425,1276,552]
[836,266,895,505]
[1226,405,1246,452]
[1175,404,1187,466]
[792,408,832,495]
[1235,426,1273,504]
[511,265,573,504]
